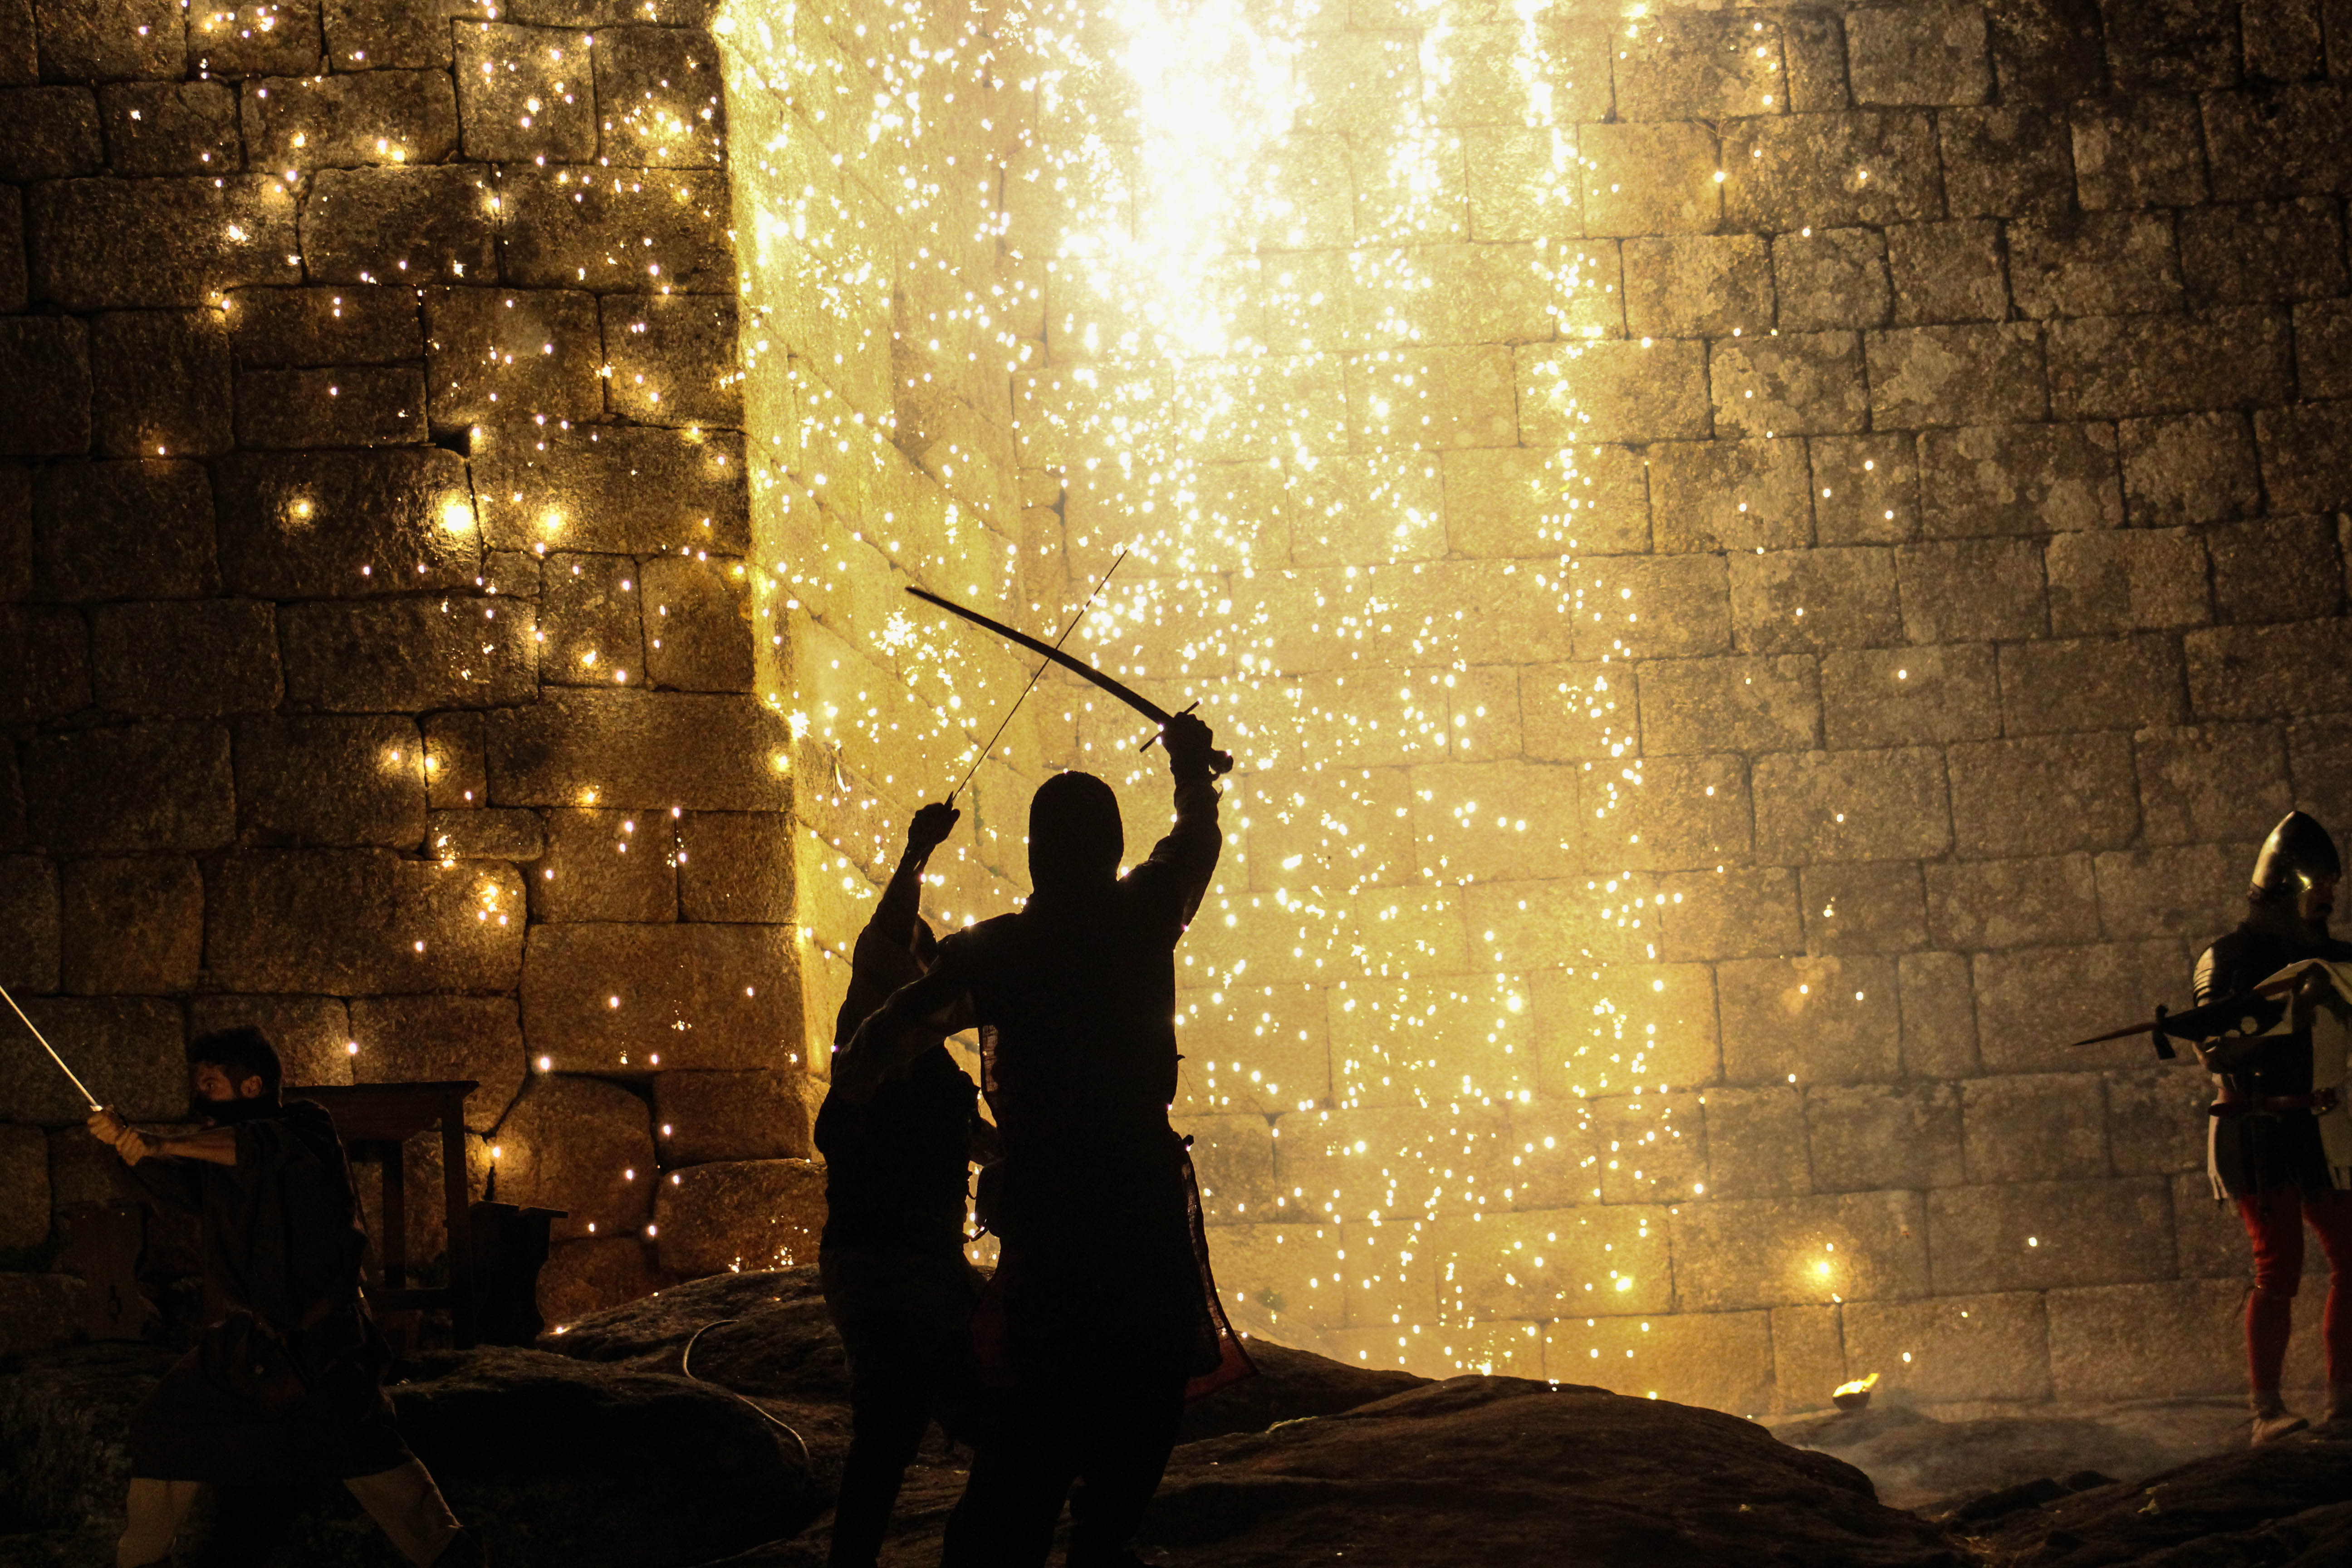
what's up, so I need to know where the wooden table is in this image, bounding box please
[300,1080,479,1348]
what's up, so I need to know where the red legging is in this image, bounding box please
[2237,1184,2352,1391]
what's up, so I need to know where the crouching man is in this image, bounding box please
[87,1026,484,1567]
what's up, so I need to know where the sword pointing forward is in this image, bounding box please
[2064,971,2308,1056]
[907,586,1235,777]
[0,979,102,1111]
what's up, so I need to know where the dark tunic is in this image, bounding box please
[939,771,1232,1389]
[125,1099,410,1483]
[2194,908,2352,1197]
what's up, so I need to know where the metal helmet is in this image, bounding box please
[2249,810,2342,896]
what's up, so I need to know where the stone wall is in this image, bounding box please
[775,0,2349,1416]
[0,0,813,1346]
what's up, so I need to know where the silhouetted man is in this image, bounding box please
[88,1027,483,1567]
[840,710,1228,1568]
[2190,812,2352,1442]
[816,799,996,1568]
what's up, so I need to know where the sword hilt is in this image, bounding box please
[1137,701,1235,775]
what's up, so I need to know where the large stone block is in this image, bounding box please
[1655,867,1802,963]
[0,317,88,455]
[421,285,603,430]
[521,922,796,1074]
[1721,112,1941,229]
[234,714,428,848]
[31,0,182,78]
[0,854,59,991]
[1699,1086,1806,1200]
[1514,339,1708,446]
[539,550,641,687]
[529,807,676,922]
[2007,212,2183,318]
[89,600,279,717]
[1570,553,1730,660]
[99,80,240,175]
[1344,345,1515,451]
[1939,105,2074,216]
[1600,752,1753,872]
[428,807,543,861]
[0,85,99,179]
[452,21,593,161]
[1919,421,2122,536]
[2179,198,2347,306]
[1947,732,2138,859]
[187,994,353,1088]
[1800,862,1927,956]
[1896,538,2046,643]
[205,850,524,993]
[470,422,747,554]
[1960,1071,2108,1183]
[60,855,201,995]
[2104,1064,2210,1178]
[227,283,421,365]
[0,605,89,724]
[1575,120,1719,237]
[2299,298,2352,400]
[601,294,739,427]
[1899,950,1980,1078]
[24,724,232,852]
[2172,1171,2247,1281]
[347,995,523,1132]
[2069,93,2206,210]
[1668,1190,1928,1311]
[1844,0,1989,105]
[1774,228,1891,333]
[280,595,535,711]
[88,309,233,459]
[1545,1309,1774,1416]
[2046,309,2293,418]
[0,187,23,310]
[1446,444,1647,559]
[1864,323,2047,428]
[1807,1083,1964,1193]
[1637,655,1817,756]
[538,1235,659,1328]
[499,166,734,294]
[2045,1278,2244,1401]
[655,1157,824,1276]
[1424,1205,1669,1318]
[235,364,427,449]
[2254,400,2352,514]
[1717,953,1901,1087]
[1619,235,1773,339]
[0,997,184,1124]
[1885,220,2010,324]
[676,811,789,925]
[1925,854,2099,951]
[492,1072,654,1242]
[1710,332,1868,438]
[2093,843,2244,946]
[641,554,752,692]
[1531,963,1720,1097]
[0,1121,49,1249]
[1818,644,2000,749]
[652,1068,809,1167]
[2207,515,2344,625]
[29,177,301,308]
[483,688,789,811]
[424,710,486,809]
[594,24,724,167]
[1770,1301,1847,1413]
[1610,12,1778,120]
[1928,1177,2173,1294]
[2045,529,2209,636]
[33,460,216,599]
[2185,621,2352,721]
[2135,723,2289,846]
[0,1272,83,1356]
[2201,81,2352,200]
[1842,1291,2051,1403]
[185,0,323,75]
[243,68,459,167]
[300,166,498,284]
[215,447,477,597]
[1970,941,2189,1073]
[1996,634,2184,735]
[1751,747,1950,863]
[1727,545,1899,652]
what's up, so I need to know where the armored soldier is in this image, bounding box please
[2191,812,2352,1442]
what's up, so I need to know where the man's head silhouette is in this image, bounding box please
[1029,770,1123,897]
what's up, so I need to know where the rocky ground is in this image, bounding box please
[3,1269,2348,1566]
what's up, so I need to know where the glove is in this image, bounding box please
[907,800,961,854]
[1160,710,1217,774]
